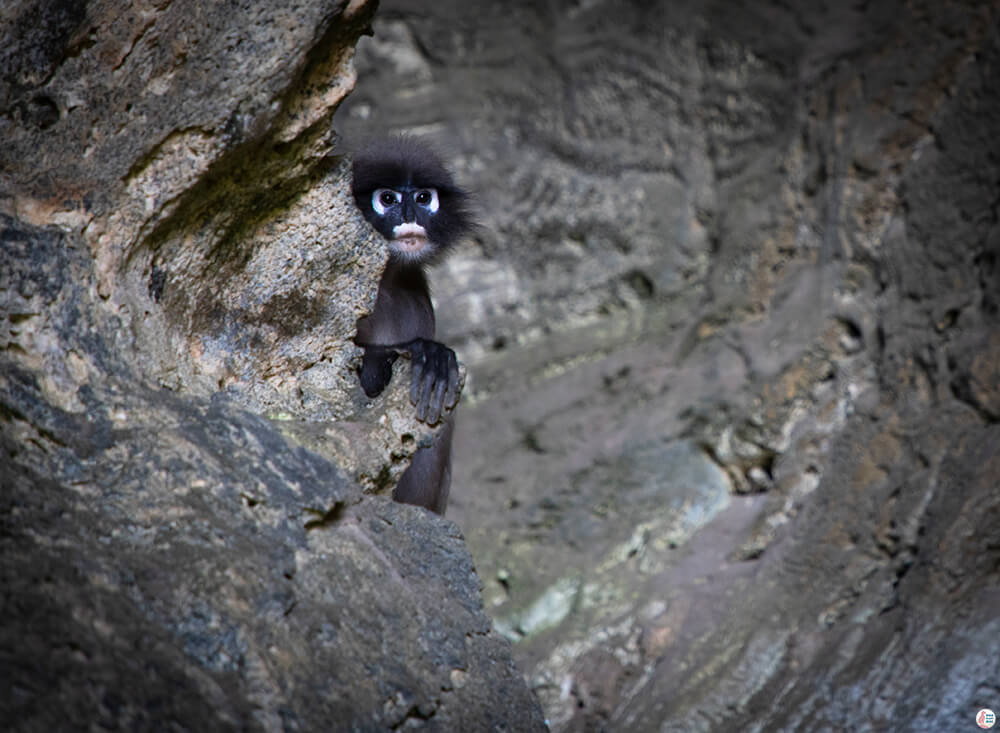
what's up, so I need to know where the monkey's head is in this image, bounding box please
[352,136,474,266]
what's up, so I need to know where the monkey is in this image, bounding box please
[351,136,475,515]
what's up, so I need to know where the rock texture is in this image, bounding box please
[335,0,1000,730]
[1,0,545,730]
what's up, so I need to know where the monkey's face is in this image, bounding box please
[365,185,443,263]
[352,137,475,265]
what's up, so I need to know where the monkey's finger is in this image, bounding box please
[410,349,427,405]
[424,344,451,422]
[417,361,438,423]
[444,350,461,409]
[426,376,448,425]
[410,365,422,405]
[433,347,457,421]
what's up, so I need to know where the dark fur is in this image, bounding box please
[352,137,475,515]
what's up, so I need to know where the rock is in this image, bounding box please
[0,0,545,730]
[336,0,1000,730]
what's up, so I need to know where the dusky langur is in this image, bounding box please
[351,137,475,514]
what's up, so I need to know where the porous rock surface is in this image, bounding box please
[336,1,1000,730]
[1,1,545,730]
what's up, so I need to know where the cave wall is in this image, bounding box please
[2,0,998,729]
[335,1,1000,730]
[1,0,545,729]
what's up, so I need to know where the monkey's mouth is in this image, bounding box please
[392,235,428,253]
[391,223,429,255]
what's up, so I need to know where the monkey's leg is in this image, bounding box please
[393,416,454,515]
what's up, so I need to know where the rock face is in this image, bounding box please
[335,0,1000,730]
[1,1,545,730]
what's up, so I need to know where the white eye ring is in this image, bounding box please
[414,188,439,213]
[372,189,401,216]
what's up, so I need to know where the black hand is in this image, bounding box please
[401,338,461,425]
[359,344,399,398]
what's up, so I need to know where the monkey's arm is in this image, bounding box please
[359,344,399,399]
[359,338,460,425]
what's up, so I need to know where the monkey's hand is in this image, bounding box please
[399,338,461,425]
[359,344,399,398]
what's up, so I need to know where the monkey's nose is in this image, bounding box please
[402,199,417,222]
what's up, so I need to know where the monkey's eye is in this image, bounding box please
[414,188,439,213]
[372,189,401,216]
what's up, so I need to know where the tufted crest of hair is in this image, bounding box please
[351,136,475,254]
